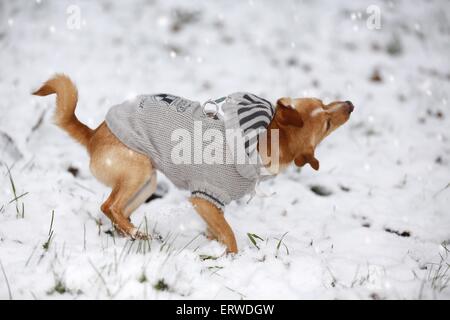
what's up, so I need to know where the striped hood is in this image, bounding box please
[222,92,275,180]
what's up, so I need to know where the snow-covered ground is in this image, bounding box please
[0,0,449,299]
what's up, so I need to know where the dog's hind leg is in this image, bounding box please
[89,123,154,238]
[190,197,238,253]
[124,171,157,219]
[102,178,153,239]
[101,186,134,235]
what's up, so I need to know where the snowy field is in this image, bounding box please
[0,0,449,300]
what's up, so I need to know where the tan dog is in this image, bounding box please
[33,74,353,253]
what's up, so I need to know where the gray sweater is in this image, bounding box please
[105,92,275,210]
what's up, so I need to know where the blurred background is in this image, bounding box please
[0,0,449,299]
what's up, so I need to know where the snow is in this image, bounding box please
[0,0,449,299]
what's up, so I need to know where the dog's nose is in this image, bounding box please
[345,101,354,113]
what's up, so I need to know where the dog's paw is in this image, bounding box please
[130,228,151,241]
[205,228,217,241]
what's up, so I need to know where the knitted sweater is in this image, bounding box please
[105,92,275,210]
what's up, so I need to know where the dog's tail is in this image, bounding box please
[33,74,93,147]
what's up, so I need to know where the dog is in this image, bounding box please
[33,74,353,253]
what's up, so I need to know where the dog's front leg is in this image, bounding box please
[190,197,238,254]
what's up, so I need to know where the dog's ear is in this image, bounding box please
[294,148,320,171]
[276,98,304,128]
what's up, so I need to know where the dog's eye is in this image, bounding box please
[326,119,331,131]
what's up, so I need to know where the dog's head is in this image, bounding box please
[273,97,354,171]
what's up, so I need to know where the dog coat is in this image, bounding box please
[105,92,275,210]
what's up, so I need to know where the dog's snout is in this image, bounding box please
[345,101,354,113]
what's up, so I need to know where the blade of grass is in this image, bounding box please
[6,166,22,218]
[247,233,264,250]
[43,210,55,250]
[88,259,112,297]
[177,233,201,255]
[0,259,12,300]
[434,183,450,198]
[8,192,28,204]
[48,210,55,236]
[275,232,290,257]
